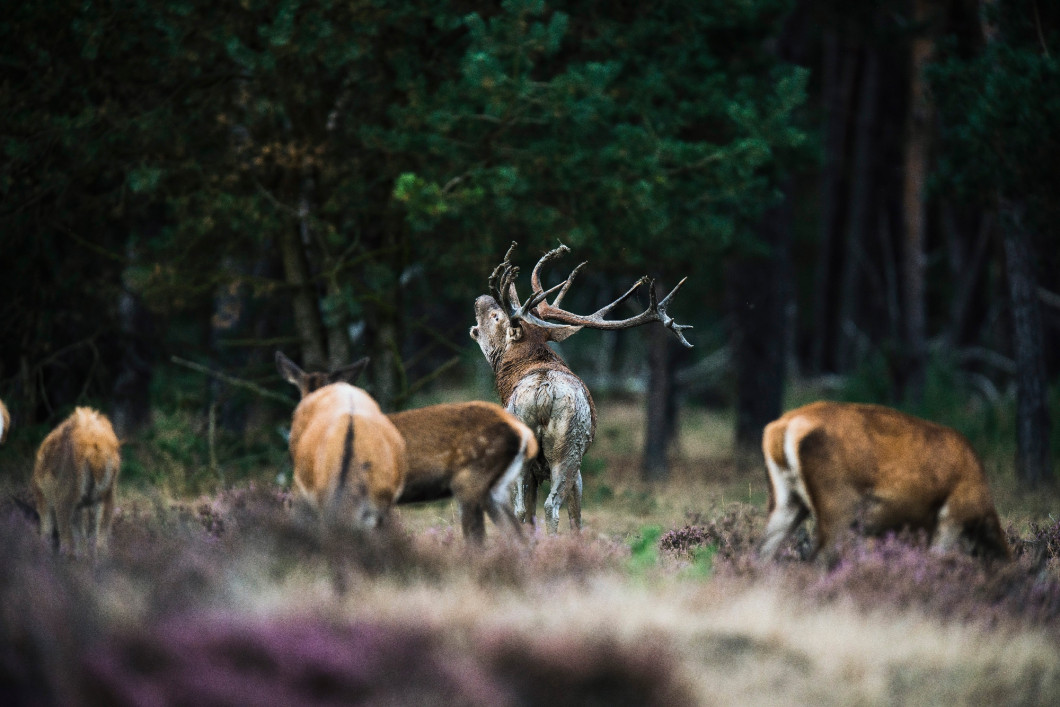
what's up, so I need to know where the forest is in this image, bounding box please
[1,0,1060,704]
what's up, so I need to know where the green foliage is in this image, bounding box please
[685,543,717,579]
[626,524,663,573]
[1,0,807,434]
[393,0,808,271]
[930,0,1060,237]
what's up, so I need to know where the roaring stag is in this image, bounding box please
[471,243,692,533]
[32,407,121,554]
[759,401,1010,560]
[276,352,407,528]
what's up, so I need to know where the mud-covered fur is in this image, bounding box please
[759,401,1009,560]
[389,401,537,542]
[471,295,596,533]
[276,352,406,529]
[32,407,121,554]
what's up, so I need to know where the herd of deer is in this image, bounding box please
[4,244,1010,560]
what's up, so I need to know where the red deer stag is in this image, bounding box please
[759,401,1009,560]
[32,407,121,554]
[0,397,9,444]
[276,352,407,528]
[471,243,692,533]
[389,402,538,542]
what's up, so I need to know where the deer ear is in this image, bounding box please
[329,356,370,386]
[545,325,582,343]
[506,325,523,343]
[275,351,305,389]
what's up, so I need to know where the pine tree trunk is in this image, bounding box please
[900,0,935,403]
[810,32,858,374]
[279,228,327,371]
[642,320,676,481]
[112,283,155,439]
[727,189,792,460]
[1000,198,1052,486]
[836,47,880,372]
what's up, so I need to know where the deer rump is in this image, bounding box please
[761,401,1008,559]
[32,407,121,553]
[288,384,406,524]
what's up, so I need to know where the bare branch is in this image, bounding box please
[171,356,295,406]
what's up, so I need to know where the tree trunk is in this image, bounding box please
[642,313,677,481]
[1000,198,1052,486]
[810,32,858,374]
[279,228,327,371]
[112,285,155,439]
[727,188,793,461]
[836,47,881,372]
[900,0,935,404]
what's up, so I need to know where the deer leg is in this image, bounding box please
[483,497,524,542]
[930,501,962,554]
[55,495,78,555]
[513,465,538,526]
[566,469,583,531]
[459,500,486,542]
[760,455,811,559]
[39,505,57,550]
[759,499,809,559]
[96,487,115,552]
[543,460,578,535]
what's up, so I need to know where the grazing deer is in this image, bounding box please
[0,397,9,444]
[389,401,538,542]
[32,407,121,554]
[759,401,1010,560]
[471,243,692,533]
[276,352,407,528]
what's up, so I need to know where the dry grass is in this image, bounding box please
[2,395,1060,705]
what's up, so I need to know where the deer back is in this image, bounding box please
[388,401,537,502]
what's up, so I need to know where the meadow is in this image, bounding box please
[2,393,1060,706]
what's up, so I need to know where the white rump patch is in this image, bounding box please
[782,416,817,518]
[491,425,533,507]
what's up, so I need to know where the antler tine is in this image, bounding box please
[487,241,518,299]
[652,277,694,348]
[529,244,570,299]
[533,267,694,348]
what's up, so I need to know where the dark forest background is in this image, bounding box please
[1,0,1057,490]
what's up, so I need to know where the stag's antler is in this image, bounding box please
[490,242,693,347]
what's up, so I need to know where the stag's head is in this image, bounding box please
[470,242,693,368]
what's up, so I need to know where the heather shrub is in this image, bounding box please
[0,507,101,706]
[659,505,761,561]
[81,613,694,707]
[83,615,506,707]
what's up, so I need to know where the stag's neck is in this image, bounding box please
[492,340,568,406]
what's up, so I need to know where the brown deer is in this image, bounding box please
[276,352,407,528]
[470,243,692,533]
[32,407,121,554]
[759,401,1010,560]
[0,397,9,444]
[389,401,538,542]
